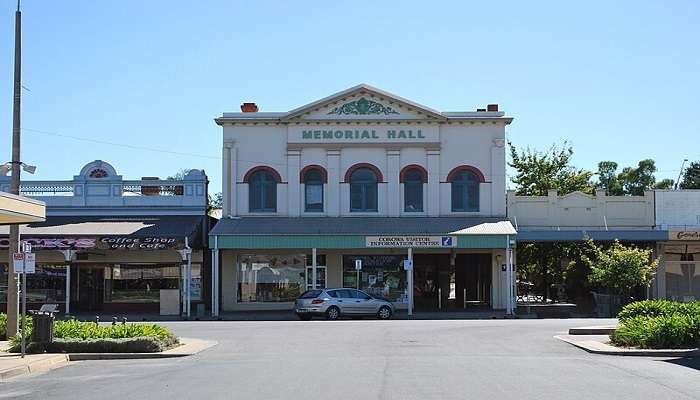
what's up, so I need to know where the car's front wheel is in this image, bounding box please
[326,306,340,320]
[377,306,392,320]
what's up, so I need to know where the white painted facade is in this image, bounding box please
[211,85,516,315]
[218,85,511,219]
[655,190,700,230]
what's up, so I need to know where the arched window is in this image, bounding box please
[350,168,378,212]
[303,169,324,212]
[451,170,480,212]
[403,168,424,212]
[249,170,278,212]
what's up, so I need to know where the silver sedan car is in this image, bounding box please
[294,288,395,320]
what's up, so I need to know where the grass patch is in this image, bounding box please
[611,300,700,349]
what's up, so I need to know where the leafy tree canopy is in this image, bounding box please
[679,161,700,189]
[508,142,594,196]
[583,240,658,296]
[596,159,672,195]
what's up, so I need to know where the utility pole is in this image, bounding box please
[6,0,22,338]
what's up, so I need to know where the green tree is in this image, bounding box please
[596,161,624,195]
[508,142,594,196]
[679,161,700,189]
[583,240,658,296]
[167,169,192,180]
[208,192,223,213]
[596,159,672,195]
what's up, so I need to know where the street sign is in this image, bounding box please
[355,259,362,270]
[24,253,35,274]
[13,252,24,273]
[404,259,413,271]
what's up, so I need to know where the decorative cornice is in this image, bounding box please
[327,97,400,116]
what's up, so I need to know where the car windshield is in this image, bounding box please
[299,290,323,299]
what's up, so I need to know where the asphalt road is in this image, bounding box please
[2,318,699,400]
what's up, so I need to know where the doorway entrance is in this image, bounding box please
[72,266,104,312]
[413,253,492,310]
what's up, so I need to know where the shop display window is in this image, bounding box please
[0,263,66,303]
[341,255,407,303]
[238,254,306,302]
[104,264,180,303]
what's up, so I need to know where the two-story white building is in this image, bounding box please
[209,85,516,315]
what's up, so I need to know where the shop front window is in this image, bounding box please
[0,264,66,303]
[403,168,424,212]
[350,168,378,212]
[342,255,407,303]
[451,170,480,212]
[104,264,180,303]
[304,169,324,212]
[238,254,306,302]
[665,251,699,302]
[249,170,277,212]
[305,254,327,289]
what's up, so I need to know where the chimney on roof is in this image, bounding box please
[487,104,499,112]
[241,103,259,112]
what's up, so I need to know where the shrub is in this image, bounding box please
[14,336,178,354]
[7,319,178,353]
[0,313,6,340]
[611,314,700,349]
[617,300,700,322]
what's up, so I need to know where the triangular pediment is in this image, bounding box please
[282,84,446,121]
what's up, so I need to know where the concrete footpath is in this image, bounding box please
[0,338,216,382]
[555,334,700,357]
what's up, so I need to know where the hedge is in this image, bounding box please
[617,300,700,322]
[6,318,178,353]
[20,336,179,354]
[0,313,6,340]
[611,300,700,349]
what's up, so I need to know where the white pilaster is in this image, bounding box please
[327,149,341,217]
[222,141,232,217]
[287,149,301,217]
[387,149,401,217]
[230,144,238,217]
[491,138,506,216]
[427,149,440,216]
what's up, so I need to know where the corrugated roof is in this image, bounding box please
[0,215,205,240]
[210,217,511,236]
[516,229,667,242]
[450,221,517,235]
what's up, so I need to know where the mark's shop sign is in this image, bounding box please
[0,237,180,250]
[670,231,700,241]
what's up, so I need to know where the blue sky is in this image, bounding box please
[1,0,698,193]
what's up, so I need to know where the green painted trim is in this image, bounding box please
[210,234,509,249]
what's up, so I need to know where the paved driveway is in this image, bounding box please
[1,319,699,400]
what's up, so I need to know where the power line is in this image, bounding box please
[22,127,221,160]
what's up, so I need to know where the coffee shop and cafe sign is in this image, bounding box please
[0,236,181,250]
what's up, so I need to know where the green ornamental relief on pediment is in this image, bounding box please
[327,97,400,115]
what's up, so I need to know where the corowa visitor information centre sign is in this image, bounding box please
[366,236,457,248]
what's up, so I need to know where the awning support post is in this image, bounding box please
[311,248,317,290]
[212,236,219,317]
[60,250,75,316]
[408,247,413,317]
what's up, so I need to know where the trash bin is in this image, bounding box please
[30,312,55,343]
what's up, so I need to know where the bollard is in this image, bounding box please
[112,317,117,326]
[122,317,127,325]
[95,316,100,325]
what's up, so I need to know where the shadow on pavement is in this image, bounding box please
[660,357,700,371]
